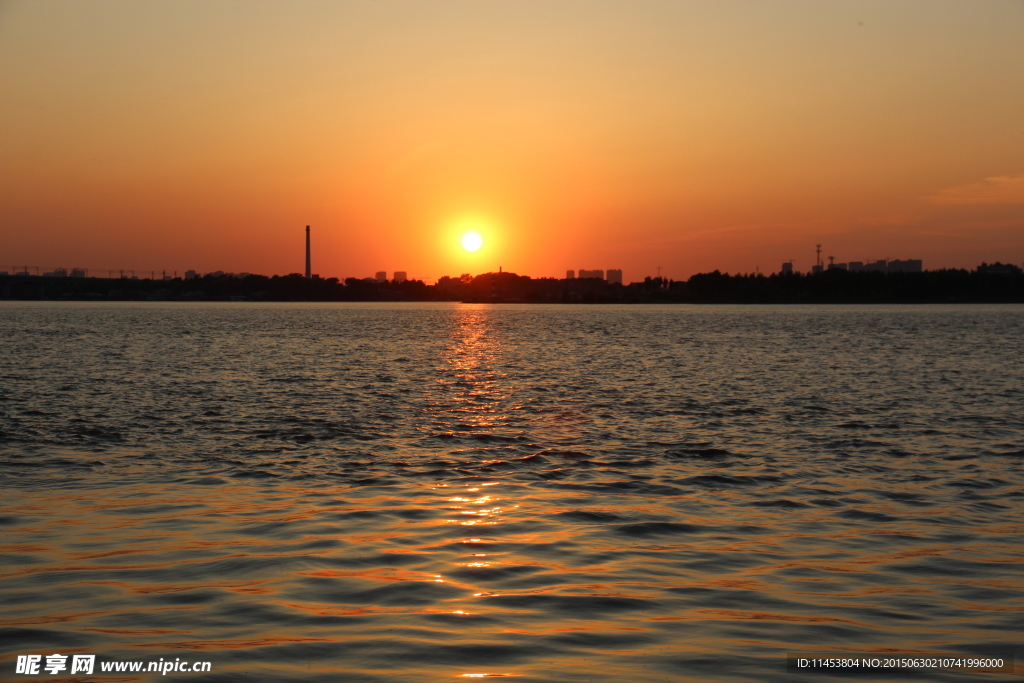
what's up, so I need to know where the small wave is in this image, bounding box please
[838,508,899,523]
[614,521,703,536]
[750,499,810,509]
[553,510,626,523]
[677,474,779,488]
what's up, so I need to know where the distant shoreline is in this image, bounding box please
[2,268,1023,304]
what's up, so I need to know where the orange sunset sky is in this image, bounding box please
[1,1,1022,283]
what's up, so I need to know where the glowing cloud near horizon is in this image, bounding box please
[461,232,483,252]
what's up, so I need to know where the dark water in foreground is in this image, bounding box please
[1,302,1022,682]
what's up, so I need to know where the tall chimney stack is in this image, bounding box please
[305,225,311,279]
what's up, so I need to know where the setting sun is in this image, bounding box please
[461,232,483,252]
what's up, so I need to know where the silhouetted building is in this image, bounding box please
[888,259,922,273]
[375,271,387,283]
[849,260,887,273]
[579,269,604,279]
[606,269,623,285]
[812,244,824,274]
[70,268,86,278]
[781,262,794,274]
[185,270,199,280]
[828,262,848,271]
[393,271,407,283]
[977,262,1021,275]
[842,259,921,273]
[566,270,575,279]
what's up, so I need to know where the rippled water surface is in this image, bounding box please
[2,302,1022,682]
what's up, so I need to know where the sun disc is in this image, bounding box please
[461,232,483,252]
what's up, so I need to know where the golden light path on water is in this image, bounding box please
[0,302,1022,681]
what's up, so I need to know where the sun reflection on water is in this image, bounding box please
[434,306,528,678]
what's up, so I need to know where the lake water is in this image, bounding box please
[1,302,1022,682]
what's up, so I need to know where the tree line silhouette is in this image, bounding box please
[2,265,1022,303]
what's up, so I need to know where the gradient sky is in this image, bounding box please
[1,0,1022,282]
